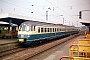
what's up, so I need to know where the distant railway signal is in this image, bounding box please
[79,10,90,19]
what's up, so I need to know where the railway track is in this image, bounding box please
[0,41,18,52]
[0,47,26,57]
[0,34,80,60]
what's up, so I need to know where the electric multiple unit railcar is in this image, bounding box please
[0,26,12,38]
[18,21,79,46]
[0,26,18,38]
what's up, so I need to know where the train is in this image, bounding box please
[18,21,80,46]
[0,25,18,38]
[0,26,12,38]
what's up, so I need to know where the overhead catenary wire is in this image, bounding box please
[0,0,46,16]
[56,0,90,8]
[46,0,75,18]
[26,0,64,18]
[0,0,89,27]
[20,0,82,25]
[45,0,84,26]
[0,0,60,19]
[45,0,85,27]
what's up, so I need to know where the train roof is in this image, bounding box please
[22,21,76,28]
[22,20,57,26]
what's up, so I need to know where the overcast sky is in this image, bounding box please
[0,0,90,27]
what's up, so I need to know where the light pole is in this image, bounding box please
[58,15,64,24]
[62,18,66,32]
[63,18,64,25]
[77,21,78,27]
[46,10,48,21]
[46,8,51,21]
[69,20,70,26]
[64,20,66,32]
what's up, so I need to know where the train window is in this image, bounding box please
[38,27,40,33]
[26,25,30,31]
[41,28,43,32]
[31,25,33,31]
[49,28,50,32]
[22,25,26,31]
[57,28,59,32]
[45,28,46,32]
[33,26,35,31]
[12,27,16,31]
[55,28,56,32]
[48,28,49,32]
[43,28,45,32]
[19,25,22,31]
[53,28,54,32]
[50,28,51,32]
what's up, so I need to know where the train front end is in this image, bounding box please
[18,23,32,46]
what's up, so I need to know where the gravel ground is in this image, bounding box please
[27,35,84,60]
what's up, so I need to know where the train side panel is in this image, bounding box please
[18,25,79,46]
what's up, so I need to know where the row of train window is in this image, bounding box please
[38,27,65,33]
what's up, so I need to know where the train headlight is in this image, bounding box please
[19,39,24,42]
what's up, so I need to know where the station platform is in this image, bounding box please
[0,38,17,45]
[43,35,84,60]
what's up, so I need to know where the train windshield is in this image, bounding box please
[19,24,31,31]
[22,25,26,31]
